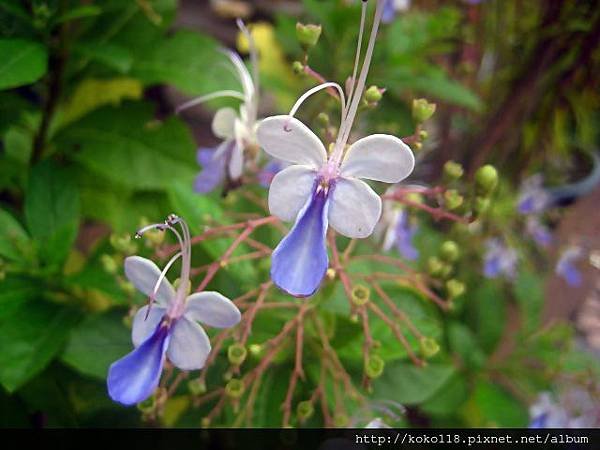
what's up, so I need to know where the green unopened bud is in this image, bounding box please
[443,160,464,181]
[296,23,322,49]
[439,263,453,279]
[473,196,490,215]
[475,164,498,194]
[110,233,136,254]
[333,413,349,427]
[419,337,440,358]
[188,378,207,395]
[292,60,304,75]
[364,85,383,103]
[412,98,436,123]
[427,256,444,277]
[228,343,248,366]
[350,313,359,323]
[100,254,118,274]
[365,355,385,379]
[351,284,370,306]
[444,189,464,211]
[446,279,465,299]
[297,400,314,421]
[413,142,423,151]
[406,192,423,204]
[119,280,136,296]
[317,112,329,126]
[440,241,460,262]
[248,344,263,357]
[225,379,245,399]
[419,130,429,140]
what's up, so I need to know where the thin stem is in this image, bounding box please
[344,0,368,119]
[175,90,245,114]
[288,82,346,120]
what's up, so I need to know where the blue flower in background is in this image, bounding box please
[525,217,552,248]
[517,175,550,215]
[258,159,285,187]
[483,238,518,279]
[555,246,584,287]
[382,209,419,260]
[107,215,241,406]
[381,0,410,23]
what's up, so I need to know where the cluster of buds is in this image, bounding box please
[427,240,466,303]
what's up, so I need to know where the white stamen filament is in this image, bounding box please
[222,48,255,100]
[149,250,182,305]
[175,90,246,114]
[288,82,347,120]
[236,19,259,96]
[343,0,368,119]
[331,0,385,166]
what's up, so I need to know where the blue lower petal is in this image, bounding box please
[271,183,330,297]
[107,321,171,406]
[194,146,227,193]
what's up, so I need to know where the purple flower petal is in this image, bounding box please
[258,160,283,187]
[556,247,584,287]
[194,144,229,193]
[382,0,396,23]
[393,210,419,260]
[107,322,171,406]
[271,182,330,297]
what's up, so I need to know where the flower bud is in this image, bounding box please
[475,164,498,195]
[365,355,385,379]
[413,142,423,151]
[446,279,465,299]
[440,241,460,262]
[350,313,359,323]
[427,256,444,277]
[473,196,490,215]
[406,192,423,204]
[188,378,207,396]
[227,343,248,366]
[100,254,118,274]
[419,337,440,358]
[333,413,349,427]
[443,160,464,181]
[249,344,263,357]
[317,112,329,126]
[296,23,322,49]
[419,130,429,140]
[292,60,304,75]
[444,189,464,211]
[225,379,245,399]
[297,400,314,422]
[439,263,453,280]
[364,85,383,103]
[351,284,370,306]
[110,233,137,254]
[412,98,436,123]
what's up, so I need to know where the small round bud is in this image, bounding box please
[297,400,314,421]
[419,337,440,358]
[227,343,248,366]
[292,60,304,75]
[188,378,207,396]
[119,280,136,296]
[444,189,464,211]
[365,355,385,379]
[317,112,329,126]
[333,413,349,427]
[296,23,322,49]
[350,313,359,323]
[100,254,118,274]
[406,192,423,204]
[443,160,464,181]
[201,417,211,428]
[225,379,245,399]
[439,263,453,280]
[326,267,336,280]
[446,279,466,299]
[412,98,436,123]
[419,130,429,140]
[110,233,136,254]
[440,241,460,262]
[351,284,370,306]
[249,344,263,357]
[364,85,383,103]
[122,314,133,328]
[475,164,498,194]
[427,256,444,277]
[413,142,423,151]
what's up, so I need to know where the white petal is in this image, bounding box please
[124,256,175,306]
[268,165,317,222]
[228,142,244,179]
[132,305,167,347]
[329,177,382,238]
[167,317,211,370]
[256,115,327,168]
[184,291,241,328]
[212,107,237,140]
[340,134,415,183]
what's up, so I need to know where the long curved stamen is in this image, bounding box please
[331,0,385,166]
[344,0,368,119]
[288,82,347,121]
[236,19,259,96]
[222,48,254,100]
[145,250,182,319]
[175,90,246,114]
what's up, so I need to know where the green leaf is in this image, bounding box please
[0,208,30,262]
[421,374,469,417]
[53,5,102,24]
[0,39,48,90]
[468,381,528,427]
[0,276,38,318]
[373,362,456,405]
[513,270,543,334]
[471,281,507,353]
[0,301,79,392]
[72,43,133,74]
[448,322,487,369]
[61,311,131,380]
[57,102,197,190]
[25,161,80,267]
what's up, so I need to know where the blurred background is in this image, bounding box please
[0,0,599,428]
